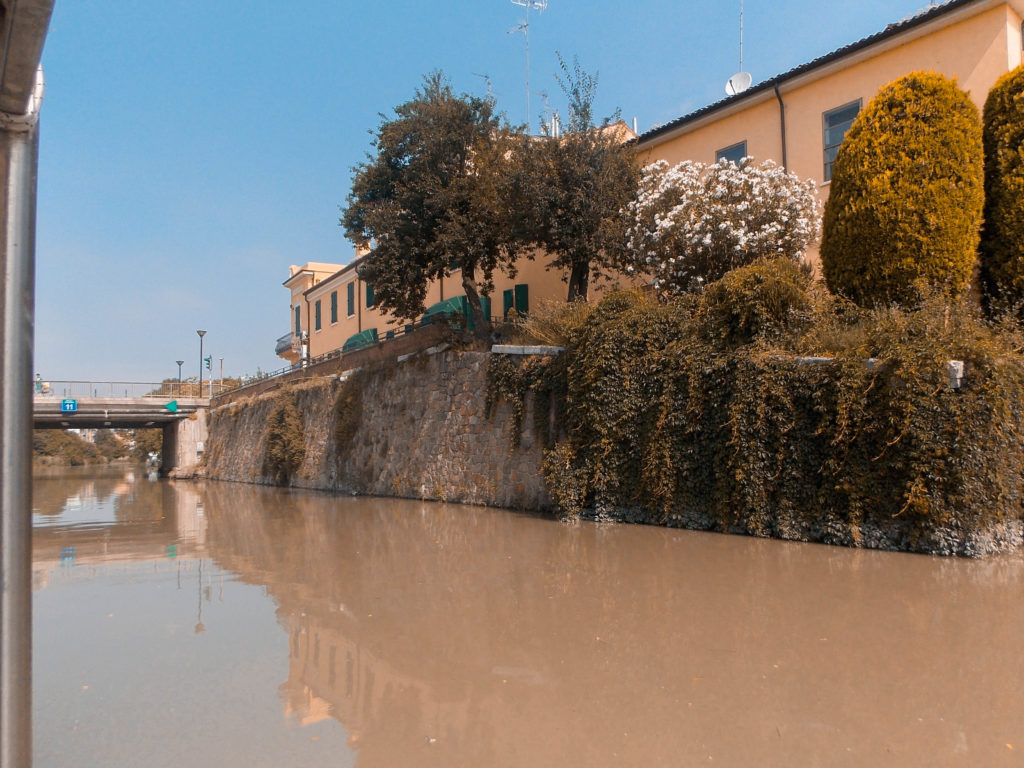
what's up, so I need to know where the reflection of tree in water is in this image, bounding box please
[200,482,1024,768]
[32,467,131,518]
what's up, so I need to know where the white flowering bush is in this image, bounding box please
[624,158,821,295]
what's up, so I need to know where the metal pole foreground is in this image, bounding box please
[0,67,44,768]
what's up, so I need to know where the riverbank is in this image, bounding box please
[203,338,1024,556]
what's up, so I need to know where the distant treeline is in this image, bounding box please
[33,428,162,466]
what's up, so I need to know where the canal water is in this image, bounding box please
[32,465,1023,767]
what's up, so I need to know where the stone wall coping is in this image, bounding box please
[490,345,565,356]
[794,356,965,389]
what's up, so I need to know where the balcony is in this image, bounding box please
[275,333,294,356]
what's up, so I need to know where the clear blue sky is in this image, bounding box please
[36,0,937,382]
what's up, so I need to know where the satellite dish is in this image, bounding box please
[725,71,752,96]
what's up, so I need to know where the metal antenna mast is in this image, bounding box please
[509,0,547,133]
[739,0,744,73]
[472,72,494,99]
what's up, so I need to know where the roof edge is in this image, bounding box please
[635,0,989,148]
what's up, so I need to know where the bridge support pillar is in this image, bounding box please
[162,408,208,476]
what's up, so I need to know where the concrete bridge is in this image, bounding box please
[32,381,209,474]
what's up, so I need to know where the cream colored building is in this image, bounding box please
[278,252,571,363]
[636,0,1024,264]
[279,0,1024,363]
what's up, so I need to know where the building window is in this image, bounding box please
[346,282,355,316]
[716,140,747,165]
[330,291,338,324]
[294,305,301,335]
[365,282,375,308]
[823,100,861,181]
[503,283,529,317]
[314,299,322,331]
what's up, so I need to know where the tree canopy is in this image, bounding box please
[511,55,638,301]
[342,72,525,337]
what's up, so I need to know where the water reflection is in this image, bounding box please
[33,466,206,580]
[32,469,1024,767]
[198,482,1024,768]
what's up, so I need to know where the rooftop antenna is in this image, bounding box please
[534,89,555,135]
[725,0,752,96]
[472,72,494,99]
[509,0,548,132]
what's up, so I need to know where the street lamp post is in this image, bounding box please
[219,357,224,394]
[176,360,184,397]
[197,330,206,398]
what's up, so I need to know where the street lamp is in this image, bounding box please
[197,330,206,398]
[176,360,184,397]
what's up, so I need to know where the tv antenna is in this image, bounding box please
[725,0,752,96]
[473,72,494,98]
[534,89,557,136]
[509,0,548,132]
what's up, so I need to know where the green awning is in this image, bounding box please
[421,295,491,330]
[342,328,379,353]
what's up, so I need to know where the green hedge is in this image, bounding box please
[980,64,1024,311]
[821,71,984,307]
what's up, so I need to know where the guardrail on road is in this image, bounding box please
[38,381,205,399]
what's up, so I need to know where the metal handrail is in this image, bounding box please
[36,381,209,399]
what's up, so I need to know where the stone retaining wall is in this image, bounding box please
[204,350,550,511]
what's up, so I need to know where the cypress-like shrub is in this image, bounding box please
[979,65,1024,311]
[821,71,984,307]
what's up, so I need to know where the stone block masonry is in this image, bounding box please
[204,350,551,511]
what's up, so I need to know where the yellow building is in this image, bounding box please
[278,0,1024,364]
[278,252,570,363]
[636,0,1024,265]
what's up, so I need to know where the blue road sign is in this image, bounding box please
[60,399,77,413]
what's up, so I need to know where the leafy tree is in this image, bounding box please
[94,430,129,460]
[623,158,820,296]
[32,430,99,466]
[979,64,1024,312]
[130,428,163,462]
[342,72,525,338]
[512,55,638,301]
[821,71,983,307]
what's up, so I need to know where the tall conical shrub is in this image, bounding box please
[821,71,983,307]
[979,65,1024,312]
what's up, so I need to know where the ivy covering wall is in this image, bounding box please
[489,260,1024,555]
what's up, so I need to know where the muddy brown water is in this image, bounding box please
[32,466,1024,767]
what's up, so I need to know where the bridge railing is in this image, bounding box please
[37,381,209,399]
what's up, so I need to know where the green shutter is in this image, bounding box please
[366,283,374,308]
[503,289,514,317]
[315,300,322,331]
[514,284,529,315]
[347,282,355,315]
[330,291,338,323]
[294,306,301,334]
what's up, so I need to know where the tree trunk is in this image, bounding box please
[567,261,590,302]
[461,268,490,342]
